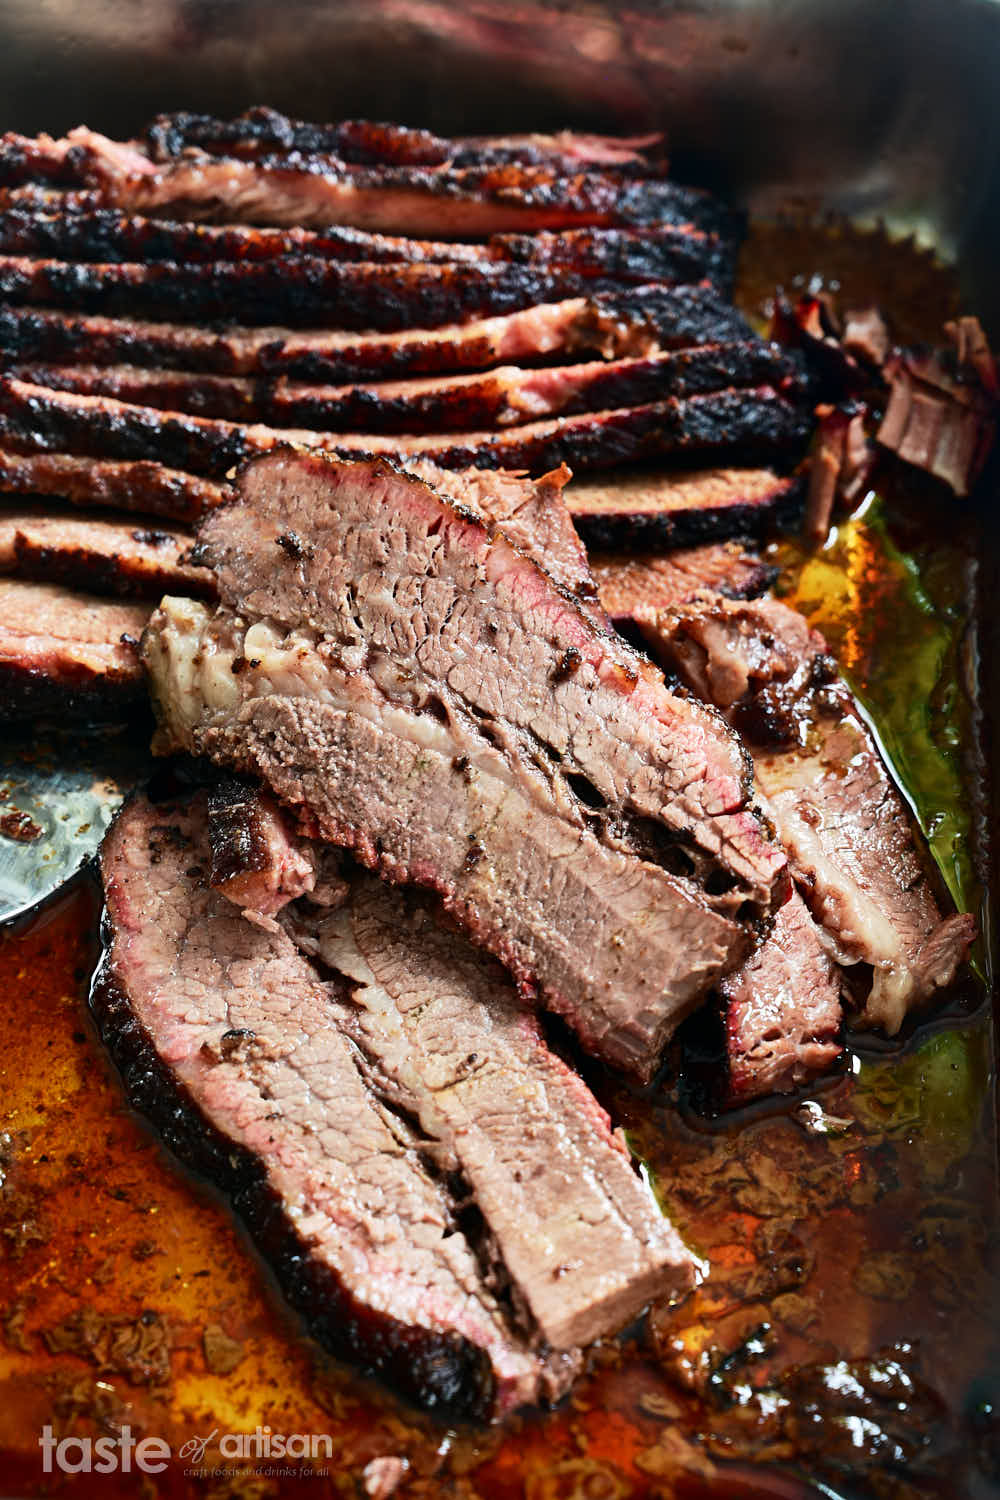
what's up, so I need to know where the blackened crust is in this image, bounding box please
[88,911,498,1419]
[0,659,147,722]
[570,474,806,550]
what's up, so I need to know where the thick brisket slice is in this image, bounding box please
[0,501,205,597]
[0,377,809,478]
[0,254,618,330]
[0,577,148,718]
[142,451,788,1079]
[0,285,750,382]
[642,592,976,1032]
[303,875,694,1348]
[94,791,568,1419]
[566,466,805,550]
[8,340,797,433]
[718,891,843,1102]
[592,542,776,628]
[0,212,733,287]
[203,778,693,1343]
[0,447,227,522]
[404,461,599,618]
[142,111,664,171]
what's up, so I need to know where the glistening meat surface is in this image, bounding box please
[142,450,788,1079]
[718,890,844,1102]
[641,591,975,1032]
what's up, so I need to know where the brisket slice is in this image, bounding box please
[0,211,734,288]
[402,461,600,621]
[591,542,776,629]
[141,111,665,171]
[6,340,799,433]
[877,347,997,497]
[0,501,205,597]
[206,777,335,923]
[0,577,148,719]
[142,450,788,1079]
[0,254,621,331]
[718,890,843,1102]
[94,790,572,1419]
[302,875,694,1349]
[0,285,752,382]
[0,378,809,478]
[0,447,227,522]
[641,592,976,1032]
[204,778,694,1348]
[566,466,806,550]
[6,128,735,238]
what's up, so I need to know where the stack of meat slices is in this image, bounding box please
[0,109,811,717]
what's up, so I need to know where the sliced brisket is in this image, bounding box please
[877,341,997,497]
[94,790,568,1418]
[0,211,734,288]
[8,127,735,238]
[0,285,753,382]
[566,465,806,550]
[96,788,692,1414]
[718,891,843,1102]
[591,542,776,629]
[6,340,797,433]
[0,377,809,478]
[641,591,976,1032]
[0,447,228,521]
[141,111,665,171]
[142,450,788,1079]
[0,577,148,718]
[0,253,625,330]
[0,501,204,597]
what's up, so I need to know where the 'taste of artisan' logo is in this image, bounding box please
[38,1424,335,1473]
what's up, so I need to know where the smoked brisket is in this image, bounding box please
[94,788,693,1416]
[142,449,789,1079]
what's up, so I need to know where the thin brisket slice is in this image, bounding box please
[0,377,808,477]
[2,127,735,238]
[0,212,734,288]
[0,447,227,521]
[642,591,976,1032]
[141,111,666,171]
[142,450,788,1079]
[718,890,843,1102]
[0,501,204,597]
[566,466,805,550]
[0,254,622,330]
[6,340,798,432]
[0,285,751,382]
[94,791,570,1418]
[592,542,776,629]
[96,788,692,1414]
[0,577,148,718]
